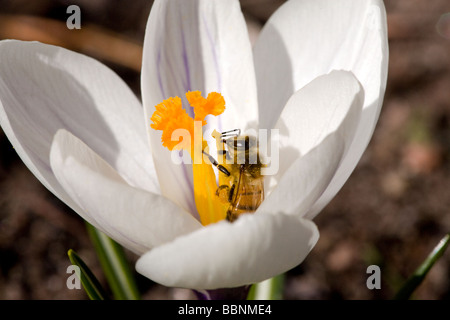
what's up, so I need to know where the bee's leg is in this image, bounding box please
[228,184,235,203]
[215,185,230,203]
[226,209,238,223]
[202,150,230,176]
[225,184,238,222]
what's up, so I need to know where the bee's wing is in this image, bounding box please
[231,168,264,214]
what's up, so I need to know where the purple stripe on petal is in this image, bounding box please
[181,31,192,92]
[180,27,195,119]
[156,47,166,98]
[201,14,223,133]
[166,53,180,97]
[202,14,222,92]
[174,150,197,218]
[181,163,197,217]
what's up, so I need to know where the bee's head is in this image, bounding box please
[225,135,259,165]
[225,135,257,152]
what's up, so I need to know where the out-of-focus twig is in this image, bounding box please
[0,14,143,72]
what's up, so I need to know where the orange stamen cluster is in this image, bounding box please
[150,96,194,152]
[186,91,226,125]
[150,91,225,154]
[150,91,228,226]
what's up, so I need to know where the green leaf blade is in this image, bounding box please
[86,223,141,300]
[394,233,450,300]
[67,249,109,300]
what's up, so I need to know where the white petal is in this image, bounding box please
[258,133,344,218]
[254,0,387,130]
[267,71,363,187]
[254,0,388,218]
[136,213,318,289]
[141,0,258,215]
[0,40,159,210]
[50,129,201,255]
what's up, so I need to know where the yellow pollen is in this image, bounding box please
[150,91,228,225]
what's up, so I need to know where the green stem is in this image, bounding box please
[86,223,141,300]
[247,274,285,300]
[394,233,450,300]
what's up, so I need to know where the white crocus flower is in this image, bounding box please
[0,0,388,290]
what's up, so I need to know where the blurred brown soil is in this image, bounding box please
[0,0,449,299]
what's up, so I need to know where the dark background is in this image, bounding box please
[0,0,449,299]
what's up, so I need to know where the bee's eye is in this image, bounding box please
[227,136,256,151]
[232,139,245,150]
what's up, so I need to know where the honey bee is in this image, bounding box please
[203,129,265,222]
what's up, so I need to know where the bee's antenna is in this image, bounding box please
[220,129,241,139]
[202,150,230,176]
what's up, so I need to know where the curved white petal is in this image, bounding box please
[141,0,258,216]
[254,0,387,130]
[50,130,202,255]
[258,133,344,218]
[254,0,388,218]
[0,40,159,210]
[136,212,318,289]
[265,71,363,193]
